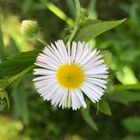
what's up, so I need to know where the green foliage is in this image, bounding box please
[0,89,10,109]
[0,18,4,62]
[123,136,140,140]
[123,117,140,133]
[0,0,140,139]
[122,117,140,140]
[94,98,112,116]
[0,79,9,89]
[0,49,40,78]
[12,82,29,125]
[74,19,126,41]
[81,108,98,131]
[107,91,140,105]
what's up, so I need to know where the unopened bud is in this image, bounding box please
[21,20,39,39]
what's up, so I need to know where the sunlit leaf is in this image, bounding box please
[74,19,126,41]
[41,0,73,25]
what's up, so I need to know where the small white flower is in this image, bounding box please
[33,40,108,110]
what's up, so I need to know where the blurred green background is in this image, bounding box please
[0,0,140,140]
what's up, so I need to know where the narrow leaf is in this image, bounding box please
[94,99,112,116]
[107,91,140,105]
[41,0,73,25]
[12,87,29,124]
[113,83,140,91]
[75,18,126,41]
[81,108,98,131]
[74,0,81,23]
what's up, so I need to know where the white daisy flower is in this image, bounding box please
[33,40,108,110]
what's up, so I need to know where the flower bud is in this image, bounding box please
[21,20,39,39]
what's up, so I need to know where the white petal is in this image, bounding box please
[79,49,97,67]
[67,91,71,108]
[43,48,61,65]
[84,57,104,70]
[87,74,108,79]
[34,78,56,89]
[50,43,64,64]
[59,89,68,108]
[85,65,108,75]
[71,41,77,63]
[33,68,56,75]
[35,62,56,71]
[83,82,104,101]
[70,90,80,110]
[53,89,66,106]
[85,77,107,89]
[80,85,97,103]
[51,87,63,105]
[43,84,60,101]
[55,40,68,63]
[78,43,89,64]
[75,42,84,63]
[37,54,59,67]
[75,89,87,108]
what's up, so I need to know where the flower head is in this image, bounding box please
[33,40,108,110]
[21,20,39,39]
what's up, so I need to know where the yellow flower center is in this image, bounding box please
[56,64,84,89]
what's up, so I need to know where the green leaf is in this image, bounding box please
[123,136,140,140]
[81,108,98,131]
[74,0,81,23]
[113,83,140,91]
[0,79,9,89]
[74,18,126,41]
[40,0,73,25]
[123,117,140,133]
[107,91,140,105]
[12,86,29,124]
[94,99,112,116]
[0,49,41,78]
[7,49,41,61]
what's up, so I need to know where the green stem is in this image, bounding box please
[67,25,78,46]
[41,0,73,26]
[67,0,81,46]
[37,37,48,46]
[8,65,35,84]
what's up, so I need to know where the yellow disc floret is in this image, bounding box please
[56,64,84,89]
